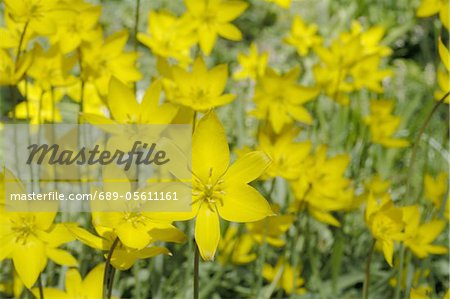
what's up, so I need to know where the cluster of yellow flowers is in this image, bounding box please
[0,0,448,298]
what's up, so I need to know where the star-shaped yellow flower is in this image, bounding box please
[183,0,248,55]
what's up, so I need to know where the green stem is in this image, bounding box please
[11,21,29,121]
[103,238,120,299]
[50,87,58,189]
[267,177,276,198]
[403,250,413,297]
[362,239,376,299]
[133,0,141,52]
[407,92,449,201]
[38,273,44,299]
[394,244,405,299]
[15,21,29,66]
[254,218,268,298]
[194,243,200,299]
[133,0,141,94]
[107,264,117,299]
[192,111,197,134]
[77,48,85,120]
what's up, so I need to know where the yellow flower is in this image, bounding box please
[83,76,178,125]
[284,16,322,56]
[364,99,410,148]
[246,204,294,247]
[49,3,102,54]
[183,0,248,55]
[264,0,292,9]
[31,264,118,299]
[68,224,173,271]
[351,175,391,209]
[165,57,235,111]
[365,193,404,266]
[350,55,392,93]
[185,111,273,260]
[0,49,32,85]
[416,0,449,29]
[435,38,450,103]
[410,286,432,299]
[446,196,450,221]
[233,42,268,81]
[262,258,306,295]
[64,80,105,115]
[81,30,142,96]
[347,22,392,57]
[27,44,77,91]
[0,170,77,288]
[13,81,64,124]
[218,225,256,265]
[0,270,23,298]
[313,22,391,105]
[389,267,430,291]
[85,165,187,251]
[138,10,196,65]
[424,172,448,208]
[402,206,448,258]
[0,12,36,50]
[258,128,311,180]
[252,67,319,133]
[290,145,354,227]
[3,0,73,35]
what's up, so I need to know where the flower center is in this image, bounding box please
[11,216,36,244]
[372,215,397,239]
[193,168,225,207]
[123,211,146,227]
[200,11,217,26]
[190,88,210,105]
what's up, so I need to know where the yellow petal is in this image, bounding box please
[208,64,228,95]
[440,3,449,30]
[426,244,448,255]
[223,151,271,186]
[218,184,273,222]
[116,221,151,249]
[134,246,171,259]
[43,224,76,247]
[192,111,230,182]
[65,268,82,296]
[140,80,178,124]
[309,208,341,227]
[217,2,248,22]
[13,237,47,288]
[67,225,111,250]
[108,77,139,123]
[288,105,313,125]
[185,0,205,15]
[438,38,450,71]
[418,220,445,243]
[195,203,221,261]
[31,288,69,299]
[0,236,15,261]
[416,0,441,17]
[381,240,394,267]
[217,23,242,41]
[198,26,217,55]
[81,264,105,298]
[46,248,78,267]
[147,227,187,243]
[262,264,275,281]
[103,30,129,57]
